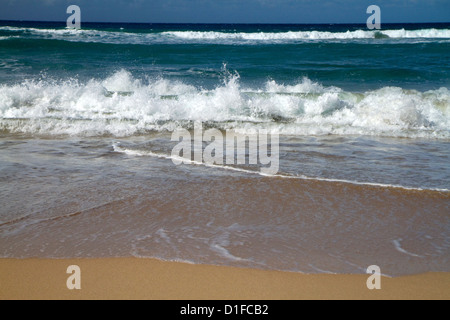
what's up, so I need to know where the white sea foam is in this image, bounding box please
[393,239,424,258]
[0,70,449,139]
[0,26,158,45]
[1,26,450,44]
[112,142,450,192]
[163,28,450,41]
[264,78,341,94]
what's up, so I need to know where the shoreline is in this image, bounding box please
[1,258,449,300]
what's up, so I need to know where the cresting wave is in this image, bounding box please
[1,26,450,44]
[163,28,450,41]
[1,70,449,138]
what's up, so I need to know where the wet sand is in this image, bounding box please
[1,258,449,300]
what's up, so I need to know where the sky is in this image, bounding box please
[0,0,449,24]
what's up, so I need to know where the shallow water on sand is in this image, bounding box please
[0,134,448,276]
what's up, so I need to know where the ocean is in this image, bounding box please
[0,21,449,276]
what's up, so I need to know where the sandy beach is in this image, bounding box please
[1,258,448,300]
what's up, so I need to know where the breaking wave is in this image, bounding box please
[0,69,449,138]
[1,26,450,45]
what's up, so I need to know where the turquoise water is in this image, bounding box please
[1,22,450,90]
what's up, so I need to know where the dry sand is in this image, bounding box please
[0,258,448,300]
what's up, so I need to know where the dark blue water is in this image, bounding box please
[1,21,449,91]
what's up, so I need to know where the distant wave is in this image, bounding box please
[163,28,450,41]
[1,69,449,138]
[1,26,450,45]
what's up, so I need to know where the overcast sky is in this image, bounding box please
[0,0,449,24]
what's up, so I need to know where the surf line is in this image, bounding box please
[113,141,450,193]
[171,121,280,175]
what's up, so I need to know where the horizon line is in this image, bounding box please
[1,19,449,25]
